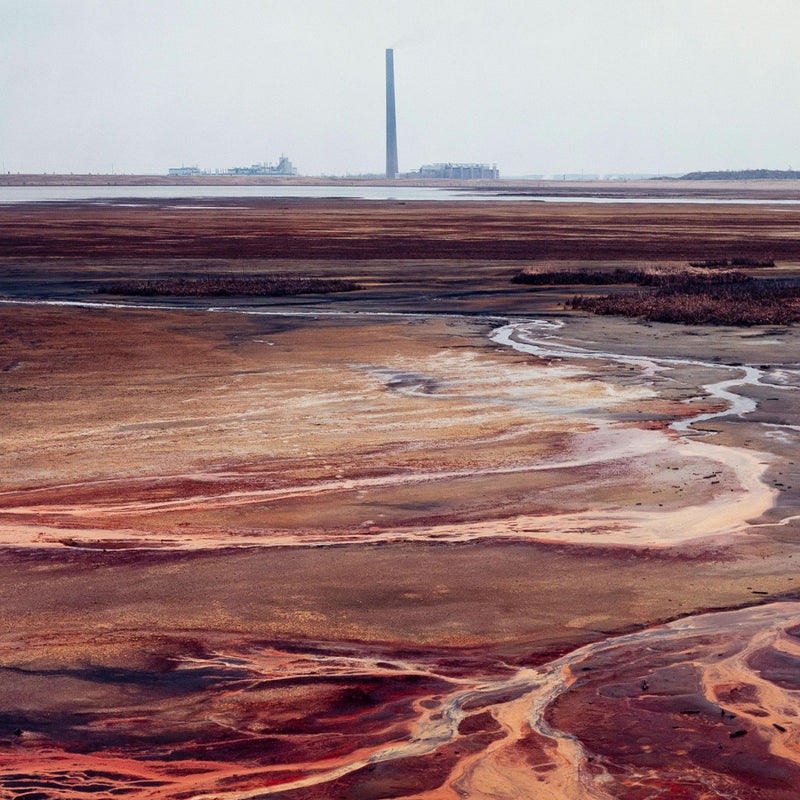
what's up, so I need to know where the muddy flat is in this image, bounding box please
[2,192,800,798]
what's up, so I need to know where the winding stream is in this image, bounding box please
[491,320,771,433]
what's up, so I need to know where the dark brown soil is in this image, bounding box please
[4,198,800,261]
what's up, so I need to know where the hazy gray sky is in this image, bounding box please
[3,0,800,177]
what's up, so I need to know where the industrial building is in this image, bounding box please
[167,156,297,177]
[168,166,202,176]
[226,156,297,176]
[417,163,500,179]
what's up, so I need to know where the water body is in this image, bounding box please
[2,184,800,204]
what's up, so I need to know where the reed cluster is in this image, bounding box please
[568,280,800,325]
[101,275,361,297]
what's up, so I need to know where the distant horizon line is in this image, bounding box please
[4,169,800,184]
[0,171,719,180]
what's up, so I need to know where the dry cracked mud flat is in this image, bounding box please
[2,193,800,798]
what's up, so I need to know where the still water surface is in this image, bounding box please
[0,184,799,204]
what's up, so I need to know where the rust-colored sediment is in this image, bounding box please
[544,604,800,800]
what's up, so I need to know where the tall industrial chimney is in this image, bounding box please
[385,48,398,179]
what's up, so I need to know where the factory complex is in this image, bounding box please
[168,50,499,180]
[168,155,297,177]
[416,163,499,179]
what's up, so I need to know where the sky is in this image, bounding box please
[2,0,800,177]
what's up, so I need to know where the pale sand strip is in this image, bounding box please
[0,425,776,549]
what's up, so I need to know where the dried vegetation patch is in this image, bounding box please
[101,274,361,297]
[512,265,800,325]
[512,266,751,287]
[568,281,800,326]
[688,258,776,268]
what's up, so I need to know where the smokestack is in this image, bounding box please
[385,48,398,179]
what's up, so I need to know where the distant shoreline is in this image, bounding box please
[4,174,800,200]
[0,174,507,188]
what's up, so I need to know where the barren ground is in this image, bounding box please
[2,192,800,798]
